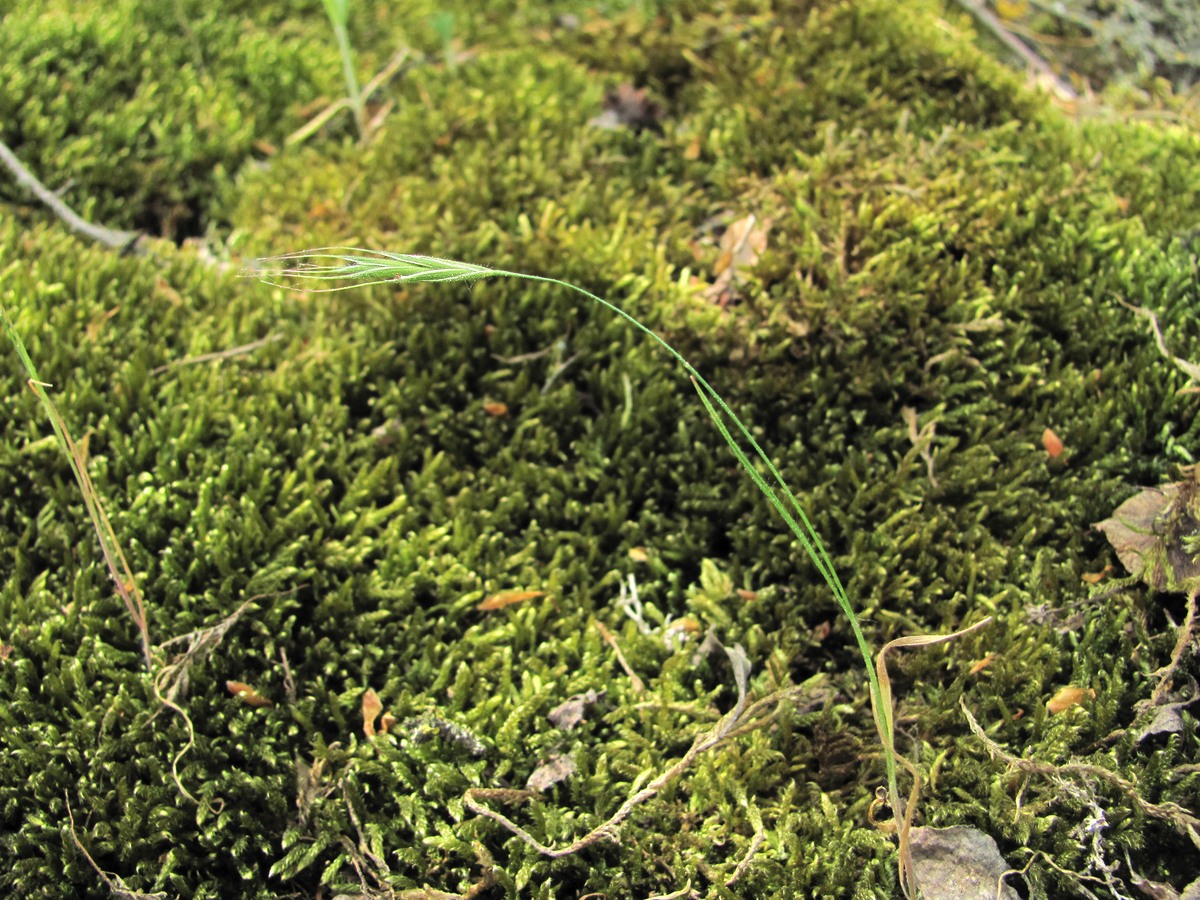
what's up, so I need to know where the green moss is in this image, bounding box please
[2,0,1200,897]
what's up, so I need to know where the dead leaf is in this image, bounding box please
[1042,427,1064,458]
[1047,685,1094,714]
[526,754,577,792]
[968,654,995,675]
[704,214,771,306]
[1094,482,1200,591]
[588,83,663,132]
[666,616,701,636]
[226,680,273,707]
[627,546,650,563]
[909,826,1020,900]
[1136,701,1190,743]
[478,590,546,611]
[363,687,383,737]
[547,689,602,730]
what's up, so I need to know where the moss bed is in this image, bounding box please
[2,0,1199,897]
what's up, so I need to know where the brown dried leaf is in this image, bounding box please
[478,589,546,611]
[362,687,383,737]
[483,401,509,417]
[1094,483,1200,591]
[909,826,1020,900]
[1042,427,1064,458]
[526,754,577,792]
[968,654,995,675]
[226,680,273,707]
[1047,685,1094,714]
[704,214,770,306]
[547,689,602,730]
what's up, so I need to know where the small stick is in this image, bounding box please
[150,334,284,375]
[594,620,645,694]
[0,139,141,253]
[66,793,167,899]
[952,0,1077,101]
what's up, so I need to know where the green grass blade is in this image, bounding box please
[246,250,891,772]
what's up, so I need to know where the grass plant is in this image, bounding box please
[0,302,152,668]
[250,247,990,895]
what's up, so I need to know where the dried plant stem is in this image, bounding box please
[1150,587,1199,707]
[152,594,263,806]
[593,620,645,693]
[951,0,1077,101]
[1,304,153,665]
[0,139,141,253]
[725,803,766,887]
[150,333,284,375]
[464,650,803,859]
[33,380,152,665]
[66,793,167,900]
[962,699,1200,848]
[286,47,413,146]
[874,618,993,894]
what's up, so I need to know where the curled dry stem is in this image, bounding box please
[873,617,993,898]
[961,698,1200,850]
[66,792,167,900]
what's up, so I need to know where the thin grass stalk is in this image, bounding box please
[0,304,153,667]
[320,0,365,140]
[248,249,893,783]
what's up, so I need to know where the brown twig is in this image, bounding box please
[66,793,167,899]
[594,620,645,694]
[962,699,1200,848]
[150,334,284,375]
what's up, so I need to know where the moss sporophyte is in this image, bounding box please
[249,247,990,896]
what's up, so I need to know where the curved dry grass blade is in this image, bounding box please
[874,617,993,898]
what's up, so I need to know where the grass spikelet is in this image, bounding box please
[246,246,994,894]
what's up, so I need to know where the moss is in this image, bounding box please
[2,0,1200,897]
[0,0,329,239]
